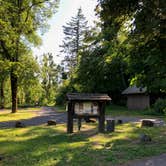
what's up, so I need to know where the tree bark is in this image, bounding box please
[11,70,18,113]
[0,80,5,109]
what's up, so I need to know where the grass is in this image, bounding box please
[0,107,41,122]
[106,104,166,121]
[0,122,166,166]
[0,106,166,166]
[53,105,66,113]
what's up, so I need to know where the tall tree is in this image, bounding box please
[127,0,166,93]
[60,8,88,73]
[0,58,10,108]
[72,2,130,102]
[41,53,59,105]
[18,53,42,106]
[0,0,59,112]
[96,0,165,92]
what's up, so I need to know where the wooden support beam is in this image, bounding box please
[67,101,73,133]
[98,102,105,133]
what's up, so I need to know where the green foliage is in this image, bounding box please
[55,80,76,105]
[56,8,90,104]
[0,0,59,112]
[60,8,88,73]
[41,53,59,105]
[0,59,10,108]
[73,0,166,103]
[153,98,166,114]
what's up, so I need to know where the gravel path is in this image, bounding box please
[0,107,67,128]
[0,107,164,128]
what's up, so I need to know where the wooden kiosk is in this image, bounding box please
[66,93,111,133]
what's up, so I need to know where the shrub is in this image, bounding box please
[153,98,166,114]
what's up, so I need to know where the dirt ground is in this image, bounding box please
[120,153,166,166]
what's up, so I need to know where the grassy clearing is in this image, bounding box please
[0,108,41,122]
[0,122,166,166]
[0,106,165,165]
[52,105,66,113]
[106,105,166,121]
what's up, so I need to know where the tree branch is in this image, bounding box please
[24,0,49,22]
[0,40,11,60]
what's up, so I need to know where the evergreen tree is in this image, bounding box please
[60,8,88,73]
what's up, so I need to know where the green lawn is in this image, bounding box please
[52,105,66,113]
[106,104,166,121]
[0,106,166,166]
[0,123,166,166]
[0,108,41,122]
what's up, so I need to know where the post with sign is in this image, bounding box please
[66,93,111,133]
[67,101,73,133]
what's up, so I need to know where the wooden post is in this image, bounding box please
[78,118,82,131]
[67,101,73,133]
[98,102,105,133]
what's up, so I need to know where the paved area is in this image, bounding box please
[0,107,164,128]
[0,107,67,128]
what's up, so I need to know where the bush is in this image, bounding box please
[55,80,77,105]
[153,98,166,114]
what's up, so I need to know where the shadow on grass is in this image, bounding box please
[1,123,166,166]
[0,111,67,128]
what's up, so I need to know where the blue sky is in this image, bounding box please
[33,0,98,64]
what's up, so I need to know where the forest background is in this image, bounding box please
[0,0,165,112]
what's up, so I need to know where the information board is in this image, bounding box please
[74,102,99,115]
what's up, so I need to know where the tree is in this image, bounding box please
[17,53,42,106]
[127,0,166,93]
[0,0,59,112]
[41,53,59,105]
[60,8,88,73]
[0,58,10,108]
[72,1,130,103]
[96,0,165,95]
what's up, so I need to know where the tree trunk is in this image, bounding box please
[11,70,18,113]
[0,80,5,109]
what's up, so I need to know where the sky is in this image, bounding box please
[33,0,98,64]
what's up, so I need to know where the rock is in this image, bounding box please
[47,120,56,126]
[15,121,25,128]
[140,134,152,143]
[141,119,154,127]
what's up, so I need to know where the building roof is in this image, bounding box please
[66,93,111,101]
[122,86,147,95]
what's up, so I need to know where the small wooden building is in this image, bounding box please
[66,93,111,133]
[122,86,150,110]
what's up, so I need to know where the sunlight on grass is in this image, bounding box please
[0,108,41,122]
[0,122,166,166]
